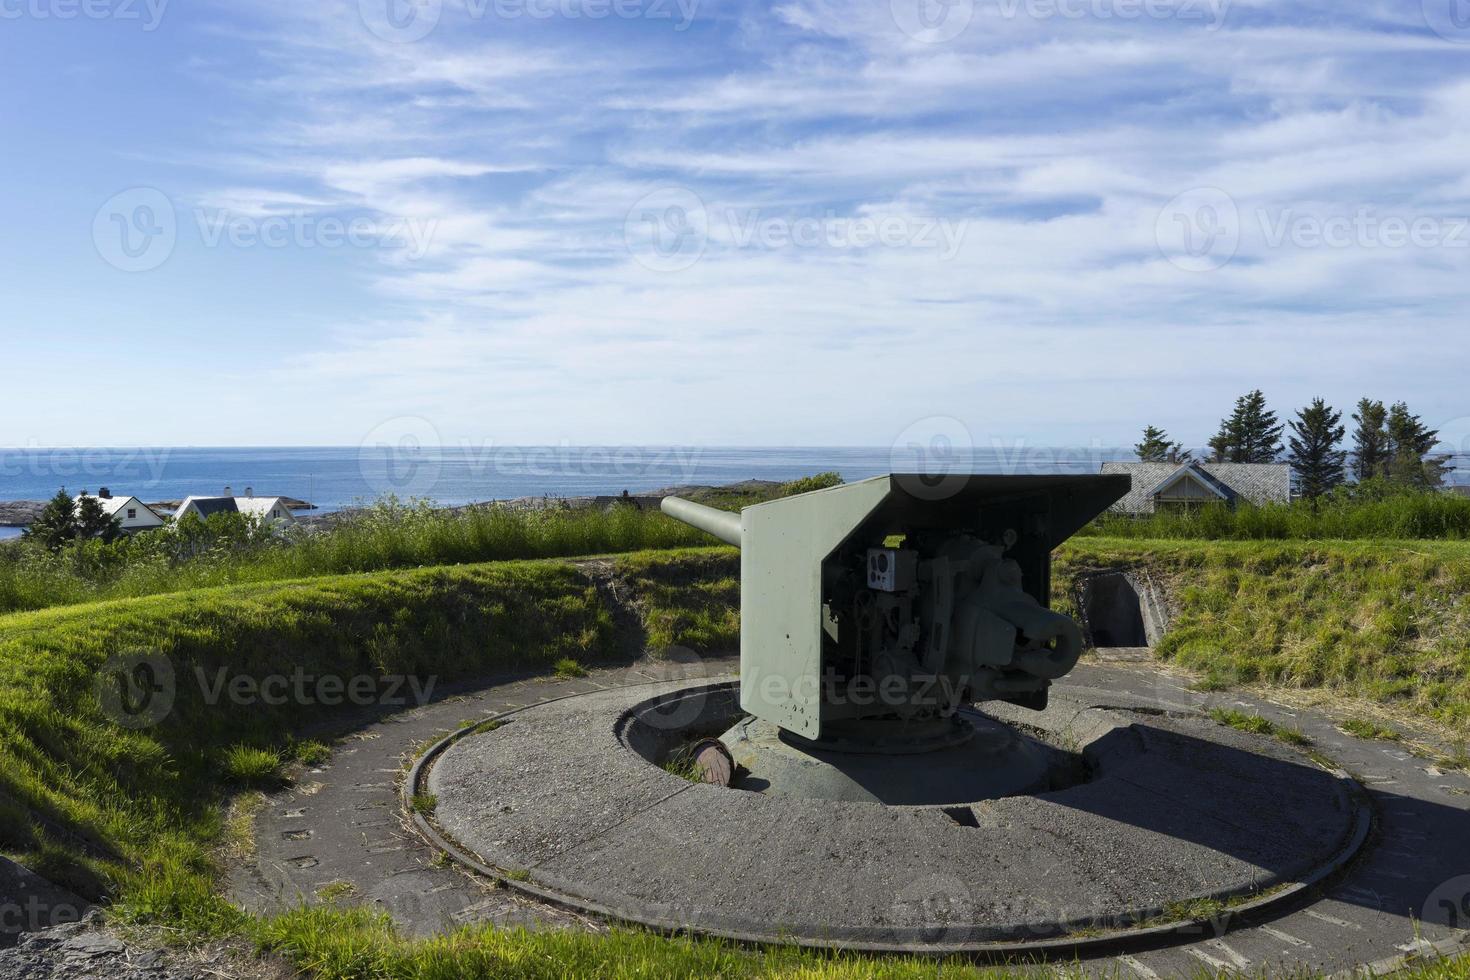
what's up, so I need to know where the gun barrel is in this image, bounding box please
[661,496,743,547]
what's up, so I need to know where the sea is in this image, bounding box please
[1,445,1466,538]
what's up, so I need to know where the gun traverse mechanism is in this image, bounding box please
[662,474,1129,746]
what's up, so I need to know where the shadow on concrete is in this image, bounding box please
[1048,723,1470,947]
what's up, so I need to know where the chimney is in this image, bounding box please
[99,487,111,499]
[245,486,253,498]
[224,485,233,497]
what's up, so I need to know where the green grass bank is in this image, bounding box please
[1055,538,1470,727]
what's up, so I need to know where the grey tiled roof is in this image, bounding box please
[188,497,240,518]
[1100,461,1292,514]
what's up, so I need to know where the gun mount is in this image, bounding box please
[662,474,1129,748]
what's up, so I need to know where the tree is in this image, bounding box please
[1287,398,1347,500]
[75,492,122,544]
[1134,426,1191,463]
[24,488,79,552]
[1350,398,1388,481]
[1384,401,1451,488]
[1208,390,1283,463]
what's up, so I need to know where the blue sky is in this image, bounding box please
[2,0,1469,452]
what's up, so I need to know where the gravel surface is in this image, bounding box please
[0,912,289,980]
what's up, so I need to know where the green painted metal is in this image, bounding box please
[659,495,742,546]
[661,473,1129,741]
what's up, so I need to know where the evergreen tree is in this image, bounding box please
[1384,402,1451,488]
[1208,390,1283,463]
[75,492,122,543]
[1134,425,1191,463]
[24,488,78,552]
[1350,398,1388,481]
[1287,398,1347,500]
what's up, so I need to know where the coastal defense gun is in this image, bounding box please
[662,474,1129,744]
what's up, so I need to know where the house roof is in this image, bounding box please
[1145,463,1230,501]
[234,497,292,518]
[1100,461,1291,512]
[176,496,293,520]
[77,494,154,518]
[177,496,240,518]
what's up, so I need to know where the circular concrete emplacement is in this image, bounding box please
[421,679,1365,951]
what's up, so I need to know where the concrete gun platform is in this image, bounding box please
[418,679,1369,952]
[230,655,1470,974]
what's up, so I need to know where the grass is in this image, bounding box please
[1055,537,1470,727]
[0,499,713,615]
[615,548,740,652]
[552,657,587,678]
[221,745,283,787]
[292,739,333,766]
[1395,955,1470,979]
[1207,708,1313,747]
[0,558,614,905]
[0,475,837,617]
[248,905,1098,980]
[315,880,356,902]
[660,745,704,783]
[410,794,437,816]
[1082,490,1470,541]
[1341,717,1402,741]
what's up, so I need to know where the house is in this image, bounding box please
[174,486,297,526]
[1099,461,1291,515]
[76,488,165,533]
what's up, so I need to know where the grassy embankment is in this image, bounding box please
[1055,538,1470,734]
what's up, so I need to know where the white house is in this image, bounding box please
[76,489,165,533]
[174,486,297,527]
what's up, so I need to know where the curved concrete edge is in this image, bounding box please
[405,684,1376,959]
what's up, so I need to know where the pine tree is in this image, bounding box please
[1134,426,1191,463]
[1287,398,1347,500]
[1350,398,1388,481]
[1384,402,1451,488]
[1208,408,1242,462]
[1209,390,1283,463]
[24,488,79,552]
[75,493,122,543]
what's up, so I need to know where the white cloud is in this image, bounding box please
[130,0,1470,444]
